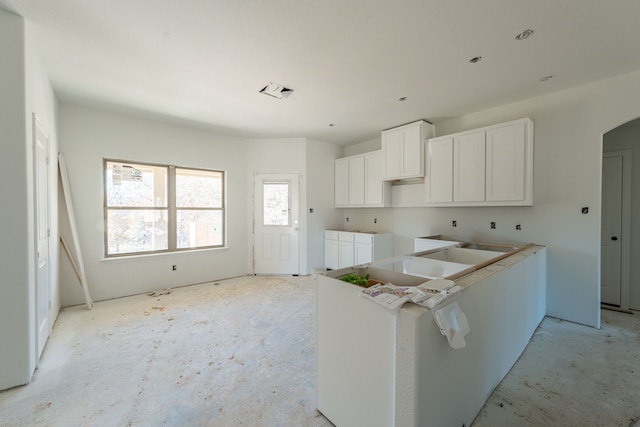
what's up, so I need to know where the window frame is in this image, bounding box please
[103,158,226,257]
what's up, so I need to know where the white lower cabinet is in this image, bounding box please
[338,232,355,269]
[324,231,340,270]
[325,231,393,269]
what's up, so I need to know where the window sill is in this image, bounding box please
[101,246,229,263]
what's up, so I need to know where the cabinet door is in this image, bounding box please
[383,129,403,179]
[334,158,349,206]
[454,132,486,202]
[486,122,526,202]
[425,138,453,203]
[402,124,423,178]
[349,156,365,205]
[325,238,339,270]
[365,151,384,205]
[354,242,373,265]
[339,241,355,268]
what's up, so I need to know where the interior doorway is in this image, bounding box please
[253,173,300,275]
[34,114,51,359]
[601,153,626,306]
[602,121,636,311]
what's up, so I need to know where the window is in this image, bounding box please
[104,159,224,256]
[262,181,290,226]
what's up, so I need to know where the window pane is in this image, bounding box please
[177,210,223,248]
[263,181,289,226]
[107,209,168,254]
[176,168,223,208]
[106,161,168,207]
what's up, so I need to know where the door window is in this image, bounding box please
[262,181,290,226]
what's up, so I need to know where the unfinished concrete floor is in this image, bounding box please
[0,275,638,426]
[472,306,640,427]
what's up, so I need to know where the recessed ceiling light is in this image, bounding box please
[539,75,554,82]
[398,97,407,102]
[515,29,535,41]
[469,56,482,64]
[259,82,293,99]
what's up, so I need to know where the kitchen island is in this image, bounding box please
[316,244,546,427]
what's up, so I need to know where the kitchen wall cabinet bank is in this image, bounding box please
[382,120,434,180]
[425,118,534,206]
[324,231,393,270]
[334,150,391,207]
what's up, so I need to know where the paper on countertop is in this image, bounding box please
[360,279,463,312]
[417,279,455,294]
[360,283,414,312]
[416,279,463,309]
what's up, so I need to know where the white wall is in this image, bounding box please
[0,8,30,391]
[306,139,343,273]
[245,138,308,274]
[58,103,249,303]
[0,9,59,391]
[25,18,60,374]
[603,120,640,310]
[245,138,343,275]
[343,70,640,327]
[343,137,380,156]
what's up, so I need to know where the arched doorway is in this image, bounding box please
[602,119,639,311]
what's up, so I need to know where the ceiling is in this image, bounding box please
[3,0,640,145]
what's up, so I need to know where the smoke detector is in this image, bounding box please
[259,82,294,99]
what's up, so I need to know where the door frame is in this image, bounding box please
[33,113,51,361]
[602,150,632,310]
[252,172,301,275]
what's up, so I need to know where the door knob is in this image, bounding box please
[611,236,618,241]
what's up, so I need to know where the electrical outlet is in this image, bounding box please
[452,220,457,227]
[172,265,177,271]
[374,218,377,224]
[490,221,496,230]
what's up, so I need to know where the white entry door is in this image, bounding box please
[34,116,51,358]
[254,173,300,275]
[601,155,623,306]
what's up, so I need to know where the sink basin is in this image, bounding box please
[419,247,502,264]
[402,256,471,279]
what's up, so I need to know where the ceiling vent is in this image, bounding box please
[259,82,293,99]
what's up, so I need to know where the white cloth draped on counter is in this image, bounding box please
[433,300,470,349]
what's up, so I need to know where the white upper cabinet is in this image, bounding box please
[425,118,533,207]
[382,120,434,180]
[364,151,388,205]
[454,131,486,202]
[425,137,454,203]
[334,150,390,208]
[348,155,365,205]
[485,121,527,202]
[334,157,350,207]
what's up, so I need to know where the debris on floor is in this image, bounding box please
[147,289,171,297]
